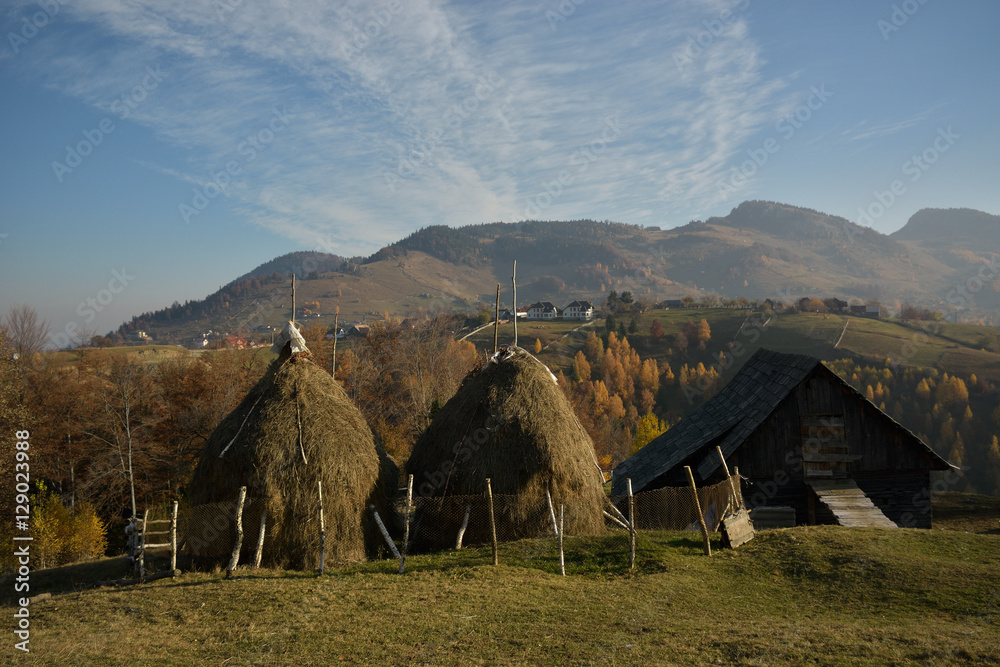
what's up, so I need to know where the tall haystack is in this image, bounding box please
[188,328,398,569]
[405,346,606,548]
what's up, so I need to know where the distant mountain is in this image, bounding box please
[891,208,1000,249]
[111,201,1000,344]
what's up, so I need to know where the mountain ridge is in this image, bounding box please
[109,201,1000,344]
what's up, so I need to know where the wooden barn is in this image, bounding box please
[612,349,954,528]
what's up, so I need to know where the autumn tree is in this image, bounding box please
[573,351,591,382]
[534,338,543,354]
[3,303,50,358]
[632,413,668,455]
[650,319,664,339]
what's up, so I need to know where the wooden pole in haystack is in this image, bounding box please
[291,274,296,324]
[493,283,500,355]
[486,478,498,566]
[226,486,247,577]
[685,466,712,557]
[399,474,413,574]
[558,504,565,576]
[254,510,266,569]
[717,445,740,510]
[511,261,518,347]
[318,480,326,575]
[331,311,339,377]
[627,479,636,570]
[170,500,178,572]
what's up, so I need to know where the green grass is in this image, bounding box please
[6,494,999,665]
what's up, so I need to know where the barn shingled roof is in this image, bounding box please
[611,348,953,495]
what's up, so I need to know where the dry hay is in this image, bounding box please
[405,347,607,548]
[187,350,398,569]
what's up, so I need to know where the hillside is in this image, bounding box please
[109,201,1000,345]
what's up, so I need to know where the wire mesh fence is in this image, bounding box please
[143,478,740,574]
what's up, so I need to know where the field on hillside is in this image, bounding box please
[471,310,1000,383]
[4,494,998,666]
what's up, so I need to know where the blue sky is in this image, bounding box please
[1,0,998,342]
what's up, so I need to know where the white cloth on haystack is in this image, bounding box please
[271,321,309,355]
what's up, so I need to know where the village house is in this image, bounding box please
[563,300,595,320]
[525,302,559,320]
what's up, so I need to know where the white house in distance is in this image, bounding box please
[525,301,559,320]
[563,300,595,320]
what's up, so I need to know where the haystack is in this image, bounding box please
[405,346,607,548]
[187,325,398,569]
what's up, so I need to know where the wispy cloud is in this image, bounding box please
[3,0,789,250]
[845,104,947,142]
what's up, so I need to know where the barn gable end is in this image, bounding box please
[613,349,954,528]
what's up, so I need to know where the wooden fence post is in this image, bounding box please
[558,504,565,576]
[399,474,413,574]
[685,466,712,557]
[170,501,178,572]
[627,479,636,570]
[254,509,267,569]
[226,486,247,577]
[318,480,326,575]
[486,478,498,566]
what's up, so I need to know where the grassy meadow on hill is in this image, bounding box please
[4,493,997,666]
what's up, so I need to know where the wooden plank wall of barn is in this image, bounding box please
[731,368,935,527]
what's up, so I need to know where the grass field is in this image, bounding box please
[5,494,998,665]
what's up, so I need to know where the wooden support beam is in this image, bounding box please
[546,489,559,538]
[716,445,741,510]
[558,504,565,576]
[685,466,712,557]
[370,505,400,560]
[226,486,247,578]
[455,504,471,550]
[486,478,498,566]
[318,480,326,575]
[254,509,267,569]
[627,479,636,570]
[399,474,413,575]
[170,501,178,573]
